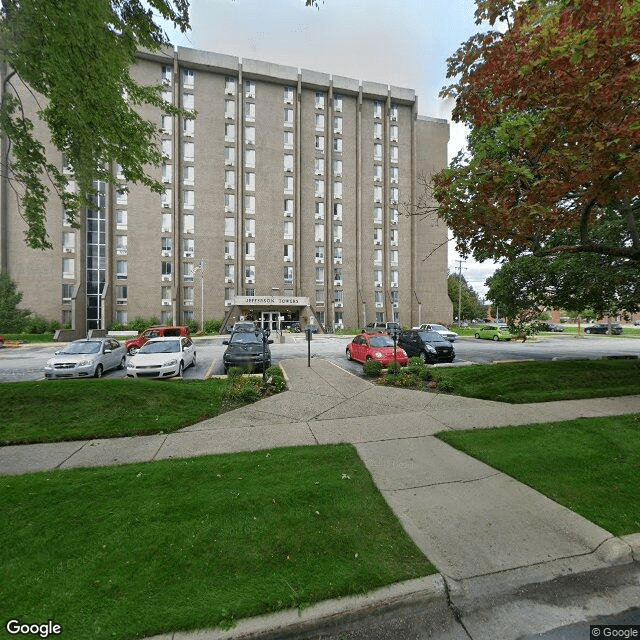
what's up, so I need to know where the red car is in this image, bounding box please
[125,326,190,355]
[345,332,408,367]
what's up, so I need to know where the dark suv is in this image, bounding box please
[398,329,455,363]
[222,331,273,373]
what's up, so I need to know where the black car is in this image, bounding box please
[397,329,455,363]
[584,323,623,335]
[540,322,565,332]
[222,331,273,372]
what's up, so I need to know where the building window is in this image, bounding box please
[390,249,399,266]
[373,164,382,182]
[161,114,172,133]
[333,267,343,285]
[161,213,172,233]
[390,145,399,162]
[183,286,194,305]
[116,189,128,206]
[116,310,128,325]
[183,214,194,234]
[245,148,256,167]
[245,288,255,297]
[183,237,194,257]
[283,85,294,103]
[334,311,343,327]
[225,287,234,302]
[183,262,194,282]
[374,228,383,245]
[116,235,128,255]
[225,76,236,94]
[183,189,194,209]
[333,116,343,134]
[333,181,342,199]
[333,203,342,220]
[224,99,236,119]
[373,206,383,224]
[374,185,382,203]
[315,266,324,283]
[183,93,194,110]
[315,223,324,242]
[374,268,383,285]
[390,125,399,141]
[315,202,325,219]
[161,65,172,84]
[315,91,325,109]
[375,290,384,306]
[334,290,343,306]
[161,139,172,159]
[224,122,236,142]
[284,244,294,261]
[315,289,325,305]
[184,141,194,160]
[390,228,399,246]
[245,218,255,237]
[333,138,342,153]
[390,103,398,120]
[244,102,255,121]
[314,179,325,198]
[62,258,75,279]
[224,169,235,189]
[283,108,294,126]
[315,135,325,151]
[224,193,235,213]
[116,210,127,230]
[333,159,342,177]
[390,208,399,224]
[224,146,235,165]
[224,240,235,258]
[315,157,324,175]
[333,224,343,243]
[283,266,293,284]
[245,172,255,191]
[390,187,399,204]
[245,195,255,215]
[283,221,293,239]
[62,232,75,252]
[224,264,235,281]
[183,68,194,88]
[390,166,399,183]
[374,122,382,139]
[333,246,343,263]
[245,264,256,283]
[315,245,324,261]
[283,175,293,194]
[315,113,325,130]
[245,242,256,260]
[284,198,294,216]
[374,101,383,119]
[283,154,294,172]
[245,126,255,145]
[161,89,172,104]
[115,285,127,304]
[374,143,382,160]
[283,131,294,149]
[116,260,127,280]
[162,163,172,183]
[390,270,399,287]
[183,165,194,185]
[161,188,172,208]
[224,218,235,236]
[183,118,195,136]
[245,79,256,98]
[333,94,343,112]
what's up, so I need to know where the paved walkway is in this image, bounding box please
[3,358,640,639]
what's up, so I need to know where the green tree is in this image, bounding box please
[0,0,320,250]
[431,0,640,263]
[0,269,29,331]
[447,274,485,322]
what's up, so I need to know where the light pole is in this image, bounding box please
[193,259,205,332]
[255,327,271,381]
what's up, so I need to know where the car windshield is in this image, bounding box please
[418,331,444,342]
[430,325,448,332]
[368,336,394,347]
[139,340,181,354]
[59,342,101,355]
[230,333,261,344]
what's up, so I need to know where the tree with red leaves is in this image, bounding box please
[432,0,640,262]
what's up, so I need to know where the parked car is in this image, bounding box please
[346,332,408,367]
[363,322,401,335]
[584,323,623,335]
[125,326,190,355]
[412,323,458,342]
[398,329,455,363]
[634,320,640,326]
[222,331,273,372]
[540,322,565,332]
[44,338,126,379]
[474,325,513,341]
[126,336,196,378]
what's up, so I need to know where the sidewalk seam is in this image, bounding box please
[382,471,502,493]
[55,441,90,469]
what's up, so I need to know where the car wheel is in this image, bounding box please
[346,348,352,360]
[492,335,499,341]
[177,361,184,377]
[366,356,373,362]
[191,353,197,368]
[585,328,591,334]
[127,346,138,356]
[118,356,126,370]
[94,364,103,378]
[474,333,480,339]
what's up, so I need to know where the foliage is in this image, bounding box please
[0,270,29,331]
[448,273,486,321]
[203,318,223,334]
[362,360,383,377]
[185,319,199,334]
[386,360,403,374]
[128,316,155,331]
[265,365,286,392]
[431,0,640,263]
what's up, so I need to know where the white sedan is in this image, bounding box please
[412,323,458,342]
[126,337,196,379]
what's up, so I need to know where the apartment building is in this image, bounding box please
[0,47,452,333]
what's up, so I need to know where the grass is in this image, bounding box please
[429,359,640,403]
[1,332,56,343]
[0,445,435,640]
[0,378,234,445]
[437,414,640,536]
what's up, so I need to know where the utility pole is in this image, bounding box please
[456,259,466,326]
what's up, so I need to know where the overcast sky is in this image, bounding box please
[168,0,498,299]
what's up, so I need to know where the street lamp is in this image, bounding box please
[193,259,205,332]
[389,325,401,366]
[254,326,271,381]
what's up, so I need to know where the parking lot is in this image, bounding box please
[1,332,639,383]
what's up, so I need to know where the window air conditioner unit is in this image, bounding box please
[375,302,383,308]
[334,280,342,286]
[284,257,292,262]
[225,300,232,306]
[315,214,323,220]
[162,202,170,208]
[184,251,193,258]
[224,253,232,260]
[162,177,171,183]
[246,232,255,238]
[246,277,255,284]
[63,247,73,253]
[392,302,399,308]
[116,249,127,255]
[161,227,171,233]
[116,298,126,305]
[374,281,382,288]
[224,277,233,283]
[161,250,171,257]
[161,300,171,306]
[391,282,398,288]
[161,275,172,281]
[391,241,398,247]
[315,257,323,263]
[184,276,194,282]
[184,300,193,306]
[333,238,341,244]
[284,211,293,218]
[333,258,342,264]
[374,240,382,246]
[335,302,343,308]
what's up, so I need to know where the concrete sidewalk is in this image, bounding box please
[2,357,640,639]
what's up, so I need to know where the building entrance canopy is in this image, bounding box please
[227,296,317,333]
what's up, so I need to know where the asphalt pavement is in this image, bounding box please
[2,357,640,639]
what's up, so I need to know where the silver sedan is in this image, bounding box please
[44,338,127,379]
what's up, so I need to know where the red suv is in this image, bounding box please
[125,326,190,355]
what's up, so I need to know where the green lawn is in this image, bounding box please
[429,359,640,403]
[0,445,435,640]
[0,378,233,445]
[437,414,640,536]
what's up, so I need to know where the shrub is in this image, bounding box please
[129,316,152,331]
[386,360,403,374]
[437,378,455,393]
[109,321,126,331]
[186,319,199,334]
[363,360,382,377]
[265,365,286,392]
[204,319,223,334]
[25,315,49,334]
[47,319,61,333]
